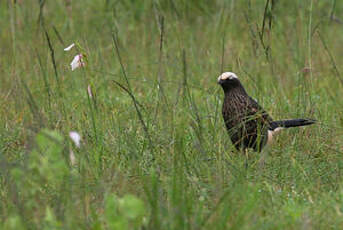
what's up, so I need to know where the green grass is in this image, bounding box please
[1,0,343,229]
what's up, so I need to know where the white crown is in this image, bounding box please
[218,72,238,82]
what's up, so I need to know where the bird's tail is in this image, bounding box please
[269,119,316,131]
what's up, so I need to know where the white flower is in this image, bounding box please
[70,54,85,71]
[64,43,75,51]
[69,131,81,148]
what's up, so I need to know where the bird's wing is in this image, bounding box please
[246,96,273,125]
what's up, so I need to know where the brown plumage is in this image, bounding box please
[218,72,316,152]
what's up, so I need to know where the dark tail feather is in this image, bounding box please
[270,119,316,130]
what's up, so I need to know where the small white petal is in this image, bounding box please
[69,131,81,148]
[87,85,93,98]
[64,43,75,51]
[70,54,85,71]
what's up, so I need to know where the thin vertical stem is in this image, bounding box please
[10,0,16,68]
[36,50,51,110]
[307,0,314,106]
[44,29,67,119]
[220,33,225,74]
[112,33,154,155]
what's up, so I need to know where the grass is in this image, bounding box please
[1,0,343,229]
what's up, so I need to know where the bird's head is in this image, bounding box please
[217,72,242,92]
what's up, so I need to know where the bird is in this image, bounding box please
[218,72,316,152]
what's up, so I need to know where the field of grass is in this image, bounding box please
[1,0,343,229]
